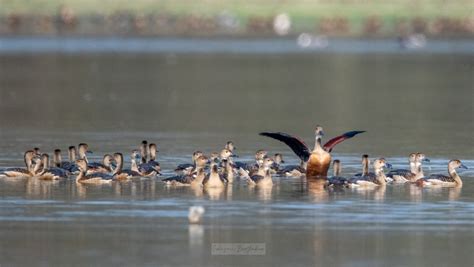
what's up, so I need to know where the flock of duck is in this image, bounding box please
[0,126,469,189]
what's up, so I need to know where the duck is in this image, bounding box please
[268,153,284,174]
[236,149,267,176]
[163,169,206,187]
[139,143,161,175]
[78,143,92,163]
[225,141,237,155]
[390,153,430,183]
[351,154,370,178]
[139,140,148,164]
[175,151,204,175]
[386,153,417,183]
[247,161,273,187]
[36,153,69,180]
[203,164,226,188]
[87,154,114,174]
[56,146,79,173]
[327,160,349,187]
[112,153,141,180]
[416,160,467,187]
[222,158,234,183]
[75,159,114,184]
[0,150,40,177]
[163,155,210,184]
[137,143,161,176]
[348,158,392,187]
[260,126,365,178]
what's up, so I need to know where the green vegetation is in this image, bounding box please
[1,0,470,19]
[1,0,472,36]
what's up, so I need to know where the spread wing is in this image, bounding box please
[259,132,310,161]
[323,131,366,152]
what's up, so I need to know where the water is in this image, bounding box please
[0,38,473,266]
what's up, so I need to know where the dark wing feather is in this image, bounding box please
[250,174,264,183]
[323,131,366,152]
[259,132,310,161]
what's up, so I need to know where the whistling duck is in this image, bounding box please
[260,126,364,178]
[36,153,69,180]
[140,140,148,164]
[327,160,349,187]
[0,150,40,178]
[87,154,114,174]
[225,141,237,155]
[416,160,467,187]
[138,144,161,176]
[203,164,226,188]
[247,158,274,187]
[78,143,92,163]
[236,150,267,176]
[349,158,392,187]
[163,155,210,185]
[112,153,141,180]
[75,159,114,184]
[175,151,204,175]
[138,143,161,175]
[163,169,206,187]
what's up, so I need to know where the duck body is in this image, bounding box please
[417,160,467,187]
[75,159,114,184]
[348,159,391,187]
[306,149,331,178]
[0,151,38,178]
[37,167,69,180]
[260,127,365,178]
[203,165,226,188]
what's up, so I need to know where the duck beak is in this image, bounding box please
[459,164,468,170]
[231,154,239,158]
[86,150,93,154]
[423,158,430,163]
[281,160,285,164]
[385,163,393,169]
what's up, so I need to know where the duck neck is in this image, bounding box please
[313,136,323,152]
[416,163,424,177]
[449,166,462,186]
[69,149,76,162]
[113,157,123,175]
[131,158,139,172]
[333,164,341,176]
[375,168,386,185]
[25,156,32,173]
[410,162,417,173]
[362,159,369,175]
[54,153,61,167]
[149,150,156,161]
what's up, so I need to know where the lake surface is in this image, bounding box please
[0,38,473,266]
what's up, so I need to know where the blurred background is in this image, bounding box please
[0,0,473,157]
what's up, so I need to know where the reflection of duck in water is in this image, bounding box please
[260,125,365,178]
[416,160,467,188]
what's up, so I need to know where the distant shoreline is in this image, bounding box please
[1,0,473,38]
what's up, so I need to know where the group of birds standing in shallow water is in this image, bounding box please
[0,126,469,189]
